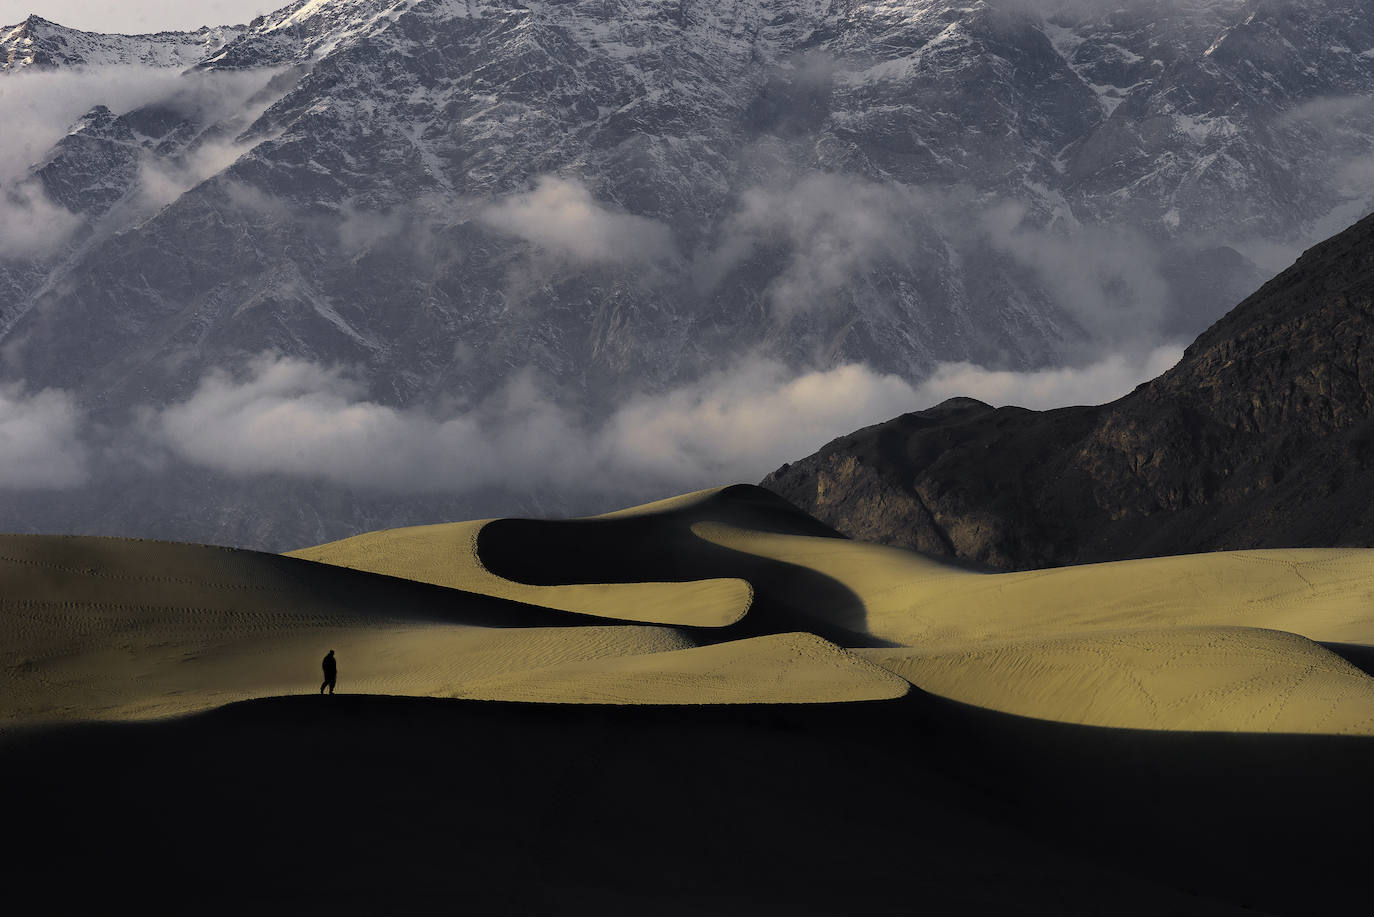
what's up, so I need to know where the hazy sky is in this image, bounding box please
[2,1,274,32]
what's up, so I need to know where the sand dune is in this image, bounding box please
[690,521,1374,732]
[860,627,1374,733]
[11,485,1374,736]
[293,484,878,644]
[287,518,752,628]
[0,533,694,725]
[457,632,910,705]
[694,523,1374,645]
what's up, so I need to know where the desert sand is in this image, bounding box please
[8,484,1374,730]
[7,484,1374,914]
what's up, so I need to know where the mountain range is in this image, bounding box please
[2,0,1373,548]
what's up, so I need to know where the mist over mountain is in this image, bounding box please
[765,210,1374,570]
[2,0,1372,548]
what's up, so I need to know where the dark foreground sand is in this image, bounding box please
[6,689,1371,915]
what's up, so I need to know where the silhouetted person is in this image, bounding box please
[321,649,337,695]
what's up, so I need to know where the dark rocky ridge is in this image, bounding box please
[763,210,1374,570]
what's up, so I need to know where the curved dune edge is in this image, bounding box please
[590,485,730,519]
[288,519,752,628]
[859,627,1374,735]
[3,615,698,725]
[0,532,710,726]
[693,523,1374,647]
[453,632,912,705]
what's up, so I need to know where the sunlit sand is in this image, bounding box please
[455,632,910,705]
[6,485,1374,734]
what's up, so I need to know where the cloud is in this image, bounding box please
[601,361,920,484]
[701,173,924,317]
[0,182,81,259]
[0,65,288,253]
[979,200,1172,345]
[0,66,189,183]
[155,354,592,492]
[1276,94,1374,128]
[336,205,409,255]
[151,347,1178,498]
[701,171,1183,347]
[479,176,676,266]
[129,68,293,211]
[0,383,89,488]
[153,353,918,494]
[911,345,1184,410]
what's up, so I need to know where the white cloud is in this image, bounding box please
[601,361,921,483]
[0,66,190,183]
[152,348,1179,498]
[912,345,1184,410]
[701,172,1182,344]
[0,383,89,488]
[129,68,292,211]
[979,200,1172,345]
[0,65,286,253]
[702,173,924,316]
[479,175,676,266]
[0,181,80,258]
[156,354,595,492]
[153,353,918,494]
[335,204,409,255]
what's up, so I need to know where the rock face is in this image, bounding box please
[3,0,1374,548]
[764,211,1374,570]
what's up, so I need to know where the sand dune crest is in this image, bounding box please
[289,518,752,628]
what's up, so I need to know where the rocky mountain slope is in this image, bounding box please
[2,0,1374,548]
[764,210,1374,570]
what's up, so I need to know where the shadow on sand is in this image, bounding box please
[478,486,893,646]
[7,688,1370,914]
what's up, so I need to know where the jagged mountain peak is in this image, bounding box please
[198,0,428,70]
[1,12,246,72]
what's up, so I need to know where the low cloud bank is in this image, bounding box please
[0,384,89,488]
[911,345,1183,411]
[150,349,1176,497]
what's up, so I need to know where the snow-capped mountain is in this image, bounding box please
[1,14,244,71]
[1,0,1372,548]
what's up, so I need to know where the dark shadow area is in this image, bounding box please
[1319,641,1374,677]
[910,689,1374,917]
[477,485,893,646]
[6,692,1350,915]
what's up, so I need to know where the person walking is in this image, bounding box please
[321,649,337,695]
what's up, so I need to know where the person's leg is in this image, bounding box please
[321,679,327,694]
